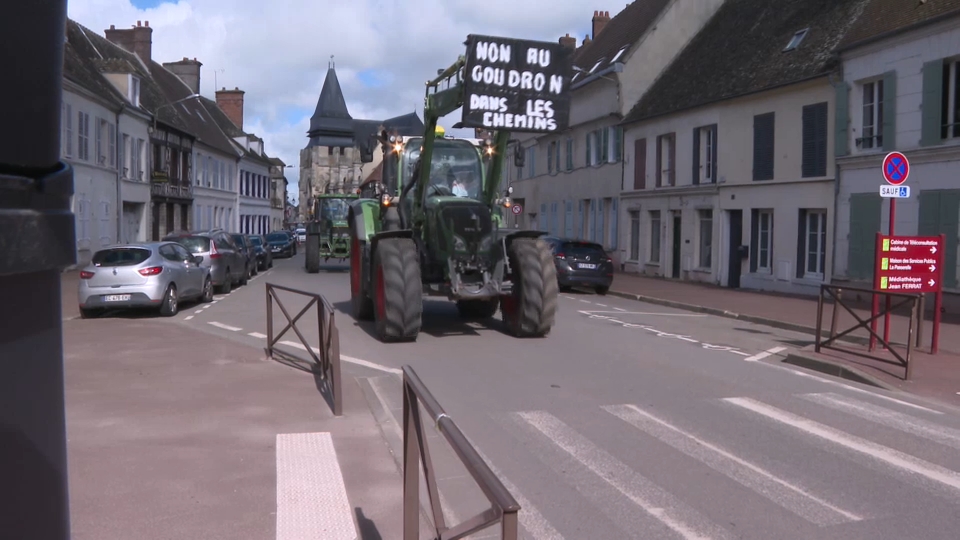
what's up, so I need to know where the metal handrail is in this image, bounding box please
[402,365,519,540]
[815,284,920,380]
[265,282,342,415]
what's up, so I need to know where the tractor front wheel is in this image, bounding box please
[305,234,321,273]
[500,238,558,337]
[350,236,374,320]
[372,237,422,342]
[457,298,500,319]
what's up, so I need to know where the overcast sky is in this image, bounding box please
[68,0,622,203]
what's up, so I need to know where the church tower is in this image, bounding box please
[299,58,363,219]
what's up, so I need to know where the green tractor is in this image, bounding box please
[305,193,358,273]
[346,34,572,342]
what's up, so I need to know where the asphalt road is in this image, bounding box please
[176,252,960,540]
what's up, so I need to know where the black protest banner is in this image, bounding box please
[460,35,572,134]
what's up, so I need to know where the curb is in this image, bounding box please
[606,289,881,347]
[782,351,899,391]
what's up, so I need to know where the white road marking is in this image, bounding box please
[194,309,203,314]
[724,397,960,492]
[803,393,960,450]
[561,295,575,300]
[756,361,943,415]
[604,404,861,525]
[595,303,607,307]
[277,340,402,375]
[578,299,592,304]
[582,310,707,317]
[184,315,194,321]
[613,307,626,311]
[743,347,787,362]
[515,410,733,540]
[208,321,242,332]
[248,332,267,339]
[275,432,356,540]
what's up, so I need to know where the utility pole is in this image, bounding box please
[0,1,74,539]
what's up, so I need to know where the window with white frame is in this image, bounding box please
[649,210,661,263]
[586,127,622,166]
[860,80,884,149]
[95,117,104,165]
[120,133,128,178]
[697,209,713,269]
[565,137,573,171]
[757,210,773,272]
[77,111,90,161]
[656,133,675,186]
[108,123,116,168]
[134,139,144,180]
[130,76,141,106]
[629,210,640,261]
[803,210,827,279]
[942,59,960,139]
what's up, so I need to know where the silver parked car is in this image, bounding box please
[77,242,213,318]
[163,229,247,293]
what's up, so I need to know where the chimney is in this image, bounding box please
[104,20,153,63]
[583,34,592,47]
[592,10,611,39]
[216,87,245,130]
[559,33,577,51]
[163,57,203,94]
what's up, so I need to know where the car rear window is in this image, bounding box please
[92,248,151,267]
[231,234,246,246]
[171,236,211,254]
[248,236,263,246]
[560,242,607,258]
[267,233,288,242]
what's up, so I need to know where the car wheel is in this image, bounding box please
[218,271,232,294]
[595,285,609,295]
[79,307,97,319]
[201,277,214,303]
[159,284,178,317]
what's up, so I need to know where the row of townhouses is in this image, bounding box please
[62,19,289,265]
[507,0,960,309]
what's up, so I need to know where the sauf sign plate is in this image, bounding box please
[461,35,572,134]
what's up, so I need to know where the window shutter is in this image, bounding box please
[668,134,676,186]
[602,128,610,162]
[920,60,944,146]
[692,128,701,185]
[796,210,807,279]
[710,125,719,182]
[613,127,622,161]
[655,136,663,187]
[585,133,591,165]
[610,198,618,249]
[633,138,646,190]
[750,209,759,273]
[834,82,850,157]
[881,71,897,151]
[802,103,827,177]
[576,200,583,238]
[752,113,775,180]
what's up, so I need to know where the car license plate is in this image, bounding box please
[104,294,131,302]
[578,263,597,269]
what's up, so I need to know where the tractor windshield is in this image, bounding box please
[402,138,483,199]
[318,198,350,222]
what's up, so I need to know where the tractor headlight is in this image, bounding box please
[453,235,466,252]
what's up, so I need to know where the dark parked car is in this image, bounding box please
[266,231,296,258]
[247,234,273,271]
[543,236,614,295]
[230,233,258,277]
[163,229,248,293]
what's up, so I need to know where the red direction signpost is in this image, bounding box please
[872,234,946,353]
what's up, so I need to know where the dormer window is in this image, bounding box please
[610,46,628,63]
[590,59,604,73]
[783,28,809,52]
[129,75,141,107]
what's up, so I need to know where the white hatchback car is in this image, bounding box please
[77,242,213,318]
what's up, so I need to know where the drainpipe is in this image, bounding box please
[115,103,126,243]
[827,68,844,283]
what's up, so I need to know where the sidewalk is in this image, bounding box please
[609,272,960,405]
[63,313,408,539]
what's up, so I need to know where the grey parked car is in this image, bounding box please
[231,233,258,277]
[77,242,213,318]
[164,229,247,293]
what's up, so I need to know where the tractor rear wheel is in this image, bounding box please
[372,237,422,342]
[350,236,374,320]
[500,237,558,337]
[456,298,500,319]
[305,234,321,273]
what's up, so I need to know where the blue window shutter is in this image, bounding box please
[881,71,897,151]
[834,82,850,157]
[576,200,583,238]
[597,200,605,244]
[590,199,598,241]
[610,198,619,249]
[539,203,547,230]
[920,60,944,147]
[564,201,573,236]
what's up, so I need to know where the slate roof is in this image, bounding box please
[570,0,673,86]
[307,66,355,147]
[622,0,871,124]
[838,0,960,51]
[150,62,238,156]
[63,30,125,108]
[66,19,192,134]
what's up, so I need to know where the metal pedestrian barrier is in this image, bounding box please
[815,284,920,380]
[401,365,520,540]
[265,283,342,416]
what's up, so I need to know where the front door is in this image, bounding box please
[727,210,743,288]
[671,213,682,278]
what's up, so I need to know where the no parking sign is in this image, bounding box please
[511,204,522,215]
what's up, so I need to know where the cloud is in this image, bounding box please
[68,0,615,204]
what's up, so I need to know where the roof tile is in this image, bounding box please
[839,0,960,50]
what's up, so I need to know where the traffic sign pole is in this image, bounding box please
[932,233,946,354]
[882,198,896,348]
[873,152,911,351]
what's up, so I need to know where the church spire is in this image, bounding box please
[307,61,354,147]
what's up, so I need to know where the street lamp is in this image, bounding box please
[152,93,200,131]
